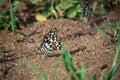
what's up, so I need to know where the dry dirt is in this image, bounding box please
[0,5,120,80]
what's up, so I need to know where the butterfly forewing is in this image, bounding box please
[38,28,62,53]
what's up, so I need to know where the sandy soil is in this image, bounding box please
[0,4,120,80]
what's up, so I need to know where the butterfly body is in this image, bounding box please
[38,28,62,53]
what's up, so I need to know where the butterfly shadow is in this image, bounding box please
[46,46,86,58]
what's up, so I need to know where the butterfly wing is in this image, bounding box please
[38,28,62,53]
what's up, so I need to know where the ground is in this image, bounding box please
[0,4,120,80]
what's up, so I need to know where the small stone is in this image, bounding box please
[100,64,108,70]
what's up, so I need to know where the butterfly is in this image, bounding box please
[38,28,62,53]
[82,0,90,23]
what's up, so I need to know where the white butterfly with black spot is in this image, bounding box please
[38,28,62,53]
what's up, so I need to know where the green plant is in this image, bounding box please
[56,0,82,19]
[0,9,10,29]
[42,0,82,19]
[41,0,120,20]
[61,45,94,80]
[98,4,106,15]
[106,62,120,80]
[101,21,120,44]
[0,0,19,31]
[95,24,115,51]
[95,22,120,80]
[42,0,57,18]
[23,58,47,80]
[9,0,17,31]
[92,0,120,15]
[101,21,120,79]
[92,1,106,15]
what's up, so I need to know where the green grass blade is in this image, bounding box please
[99,75,104,80]
[22,58,47,80]
[51,64,59,80]
[101,24,116,29]
[62,45,70,72]
[61,44,76,72]
[70,74,77,80]
[9,0,16,31]
[95,25,115,51]
[105,62,120,80]
[117,21,120,44]
[92,1,97,12]
[118,31,120,45]
[76,64,86,80]
[112,45,120,67]
[86,73,95,80]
